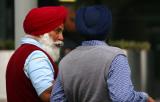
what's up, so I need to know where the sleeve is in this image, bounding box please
[24,50,54,96]
[106,54,148,102]
[50,74,67,102]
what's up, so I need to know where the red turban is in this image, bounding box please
[23,6,68,36]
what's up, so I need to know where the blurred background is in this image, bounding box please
[0,0,160,102]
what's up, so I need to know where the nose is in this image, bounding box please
[58,33,64,41]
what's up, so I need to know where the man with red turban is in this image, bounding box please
[6,6,68,102]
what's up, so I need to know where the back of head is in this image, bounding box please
[23,6,68,36]
[75,5,112,41]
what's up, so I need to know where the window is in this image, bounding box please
[0,0,14,49]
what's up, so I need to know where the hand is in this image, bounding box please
[147,96,155,102]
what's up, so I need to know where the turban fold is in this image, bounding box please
[23,6,68,36]
[75,5,112,36]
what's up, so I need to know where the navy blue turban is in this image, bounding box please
[75,5,112,36]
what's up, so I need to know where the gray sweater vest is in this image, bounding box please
[59,44,125,102]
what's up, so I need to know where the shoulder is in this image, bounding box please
[96,45,126,55]
[25,50,49,64]
[29,50,48,58]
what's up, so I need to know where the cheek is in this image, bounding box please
[53,34,60,41]
[49,32,57,41]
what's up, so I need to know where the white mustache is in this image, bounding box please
[53,41,64,47]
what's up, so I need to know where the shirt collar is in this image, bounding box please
[20,35,42,49]
[81,40,107,46]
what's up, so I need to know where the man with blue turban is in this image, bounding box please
[50,5,155,102]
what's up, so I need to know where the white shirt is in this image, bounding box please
[21,36,54,96]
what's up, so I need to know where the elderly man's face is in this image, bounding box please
[49,24,64,43]
[39,24,64,62]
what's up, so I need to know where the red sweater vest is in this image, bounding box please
[6,44,58,102]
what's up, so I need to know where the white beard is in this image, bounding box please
[39,33,63,62]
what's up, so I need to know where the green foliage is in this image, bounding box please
[0,40,14,50]
[0,39,151,50]
[109,40,150,50]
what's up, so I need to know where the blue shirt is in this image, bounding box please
[21,36,55,96]
[50,40,148,102]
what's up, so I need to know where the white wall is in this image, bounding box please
[15,0,37,48]
[0,50,14,99]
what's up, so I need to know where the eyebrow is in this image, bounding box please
[54,27,64,33]
[55,28,63,31]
